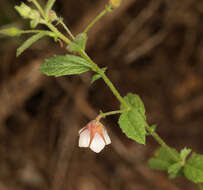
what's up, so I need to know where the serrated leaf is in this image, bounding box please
[118,107,146,144]
[118,93,147,144]
[68,33,87,52]
[148,147,180,171]
[91,67,107,84]
[17,32,46,56]
[184,153,203,183]
[168,163,182,179]
[40,54,92,77]
[121,93,146,119]
[180,148,191,161]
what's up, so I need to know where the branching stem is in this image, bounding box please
[45,18,181,164]
[59,19,75,40]
[31,0,185,177]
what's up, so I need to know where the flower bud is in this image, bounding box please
[15,3,32,19]
[78,116,111,153]
[0,27,22,37]
[48,10,58,22]
[109,0,121,8]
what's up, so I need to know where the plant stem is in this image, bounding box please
[45,22,71,44]
[29,0,46,18]
[45,0,56,16]
[84,5,112,33]
[198,184,203,190]
[21,29,53,34]
[100,110,127,118]
[59,19,75,40]
[79,49,130,109]
[145,123,180,162]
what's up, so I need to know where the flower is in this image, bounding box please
[78,116,111,153]
[109,0,121,8]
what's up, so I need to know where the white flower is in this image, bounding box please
[78,118,111,153]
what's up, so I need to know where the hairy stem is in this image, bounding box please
[45,0,56,16]
[100,110,128,118]
[59,19,75,40]
[145,123,180,162]
[45,22,71,44]
[84,5,112,33]
[79,49,130,109]
[29,0,46,18]
[21,29,54,35]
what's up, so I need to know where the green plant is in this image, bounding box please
[1,0,203,188]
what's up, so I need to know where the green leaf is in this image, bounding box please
[15,3,31,19]
[121,93,146,119]
[39,54,92,77]
[118,93,147,144]
[17,32,47,56]
[68,33,88,52]
[148,147,180,171]
[180,148,191,161]
[168,163,182,179]
[91,67,107,84]
[184,153,203,183]
[118,108,146,144]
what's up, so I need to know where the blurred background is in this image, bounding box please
[0,0,203,189]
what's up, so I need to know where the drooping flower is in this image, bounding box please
[78,115,111,153]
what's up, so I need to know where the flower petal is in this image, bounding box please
[103,128,111,145]
[79,129,90,147]
[78,127,86,134]
[90,133,105,153]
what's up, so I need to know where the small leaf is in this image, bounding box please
[91,67,107,84]
[148,147,180,171]
[180,148,191,161]
[184,153,203,183]
[168,163,182,179]
[121,93,146,119]
[118,93,147,144]
[68,33,88,52]
[118,108,146,144]
[40,54,92,77]
[17,32,47,56]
